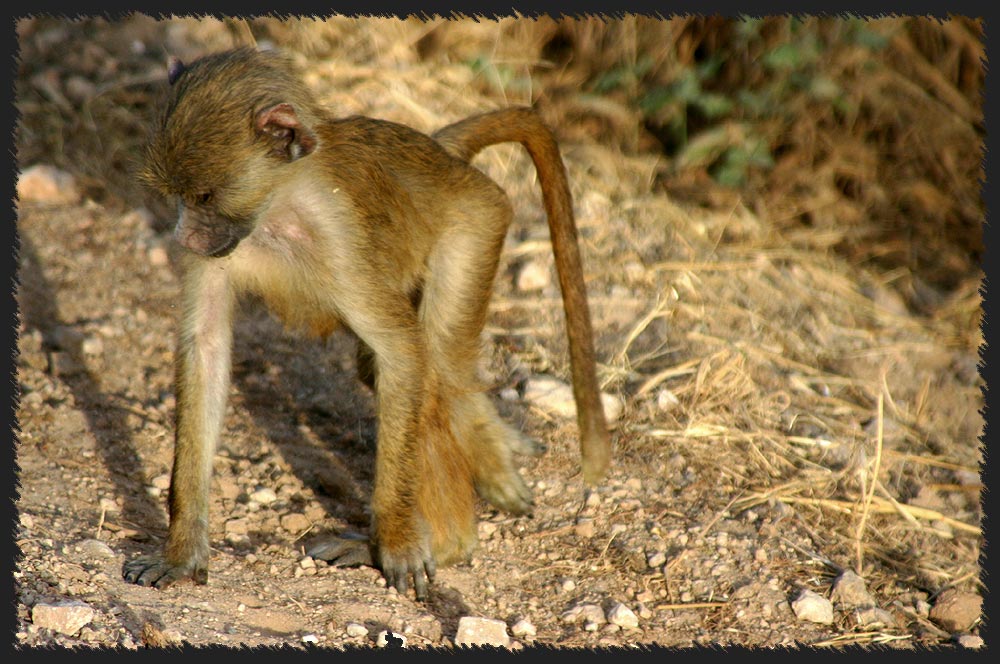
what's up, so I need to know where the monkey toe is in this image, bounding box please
[307,535,374,567]
[381,553,433,601]
[509,434,547,457]
[122,556,206,589]
[377,543,436,601]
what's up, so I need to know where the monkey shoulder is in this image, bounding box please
[322,116,462,169]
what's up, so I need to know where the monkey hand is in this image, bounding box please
[122,555,208,589]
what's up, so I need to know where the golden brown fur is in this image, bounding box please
[123,48,609,598]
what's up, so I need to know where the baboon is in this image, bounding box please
[122,48,609,598]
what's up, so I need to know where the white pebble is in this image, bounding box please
[150,474,171,490]
[516,260,550,292]
[249,487,278,505]
[510,619,536,638]
[345,622,368,637]
[606,603,639,629]
[656,389,680,411]
[561,603,605,625]
[148,245,170,267]
[454,616,511,648]
[792,589,834,624]
[17,164,80,205]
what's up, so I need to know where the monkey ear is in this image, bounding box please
[167,56,186,85]
[255,103,318,162]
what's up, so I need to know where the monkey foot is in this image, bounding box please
[122,555,207,589]
[378,545,436,601]
[476,470,535,516]
[308,532,436,600]
[507,432,547,457]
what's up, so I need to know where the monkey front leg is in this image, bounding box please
[123,259,235,588]
[368,336,441,599]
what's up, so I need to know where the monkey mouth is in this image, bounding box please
[208,237,242,258]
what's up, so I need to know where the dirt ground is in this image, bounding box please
[13,16,984,649]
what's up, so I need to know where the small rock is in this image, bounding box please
[601,393,624,422]
[516,260,550,292]
[908,485,946,511]
[791,590,834,624]
[148,244,170,267]
[956,634,984,649]
[930,589,982,632]
[81,336,103,356]
[345,622,368,638]
[217,477,240,501]
[51,325,83,350]
[301,634,318,644]
[636,590,655,604]
[656,389,680,412]
[953,469,980,486]
[280,513,310,533]
[831,570,874,608]
[561,603,605,626]
[17,164,81,205]
[64,76,96,103]
[76,539,115,559]
[150,474,171,491]
[455,616,511,648]
[499,387,519,402]
[574,518,595,538]
[140,622,184,647]
[298,556,315,569]
[560,578,576,593]
[479,521,498,539]
[523,376,622,422]
[510,619,536,638]
[249,487,278,505]
[376,630,406,647]
[915,599,932,618]
[98,497,119,512]
[623,261,647,284]
[31,600,95,636]
[647,551,667,569]
[606,603,639,629]
[46,351,80,377]
[854,607,897,628]
[224,518,249,536]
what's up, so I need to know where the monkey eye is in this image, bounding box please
[196,192,213,206]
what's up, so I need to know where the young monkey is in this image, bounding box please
[122,48,610,599]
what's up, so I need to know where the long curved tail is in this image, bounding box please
[434,108,611,483]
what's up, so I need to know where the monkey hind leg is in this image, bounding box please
[418,386,479,564]
[451,392,537,516]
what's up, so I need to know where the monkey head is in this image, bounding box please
[141,48,322,258]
